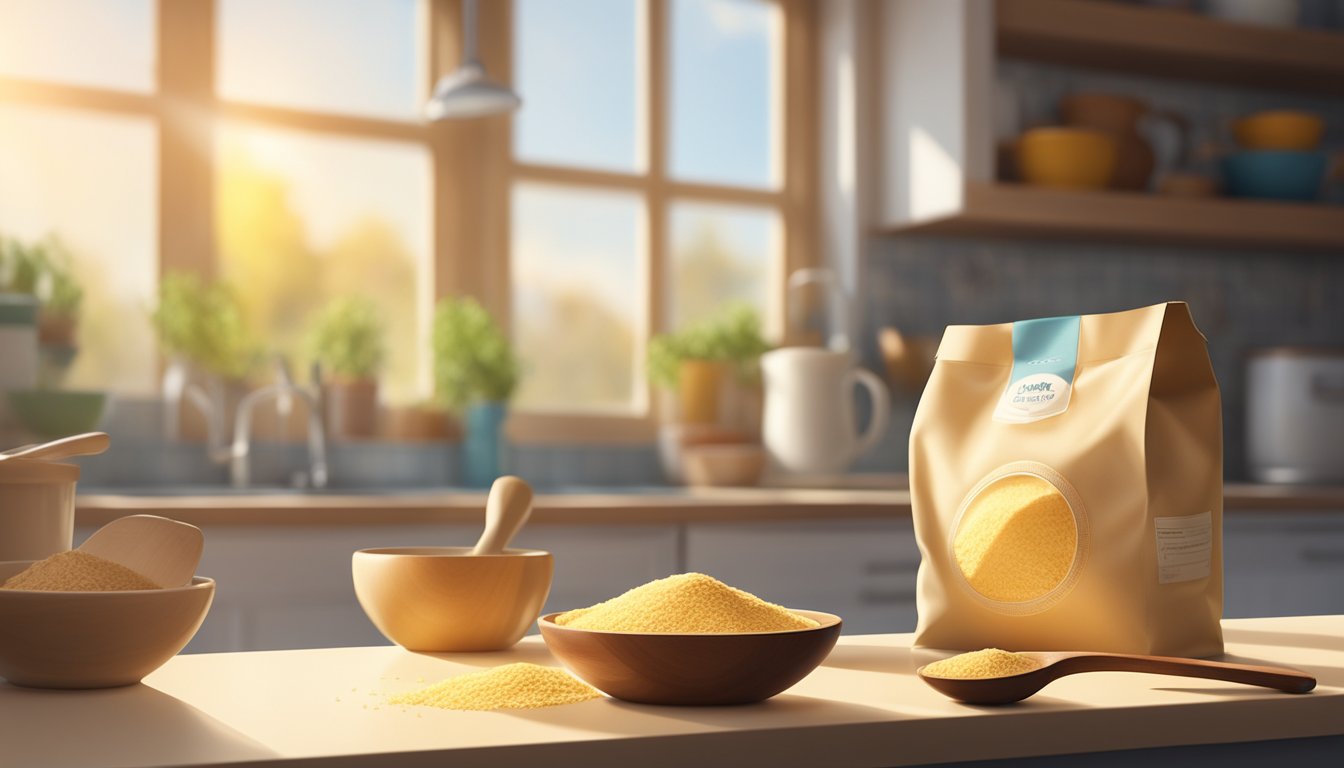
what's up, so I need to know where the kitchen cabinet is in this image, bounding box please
[686,520,919,635]
[1224,513,1344,619]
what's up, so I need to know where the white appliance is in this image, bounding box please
[1247,348,1344,483]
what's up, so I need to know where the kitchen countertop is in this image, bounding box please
[74,478,1344,527]
[2,615,1340,768]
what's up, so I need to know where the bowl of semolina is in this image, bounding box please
[0,552,214,689]
[538,573,842,705]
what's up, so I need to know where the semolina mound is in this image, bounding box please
[954,474,1077,603]
[922,648,1042,679]
[388,663,601,711]
[555,572,819,633]
[1,551,161,592]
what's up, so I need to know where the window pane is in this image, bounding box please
[0,0,155,92]
[217,0,423,119]
[669,0,780,188]
[514,0,640,172]
[216,124,432,403]
[667,201,779,332]
[512,184,644,413]
[0,104,158,393]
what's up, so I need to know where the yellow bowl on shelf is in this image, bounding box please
[1016,128,1118,190]
[1234,111,1325,151]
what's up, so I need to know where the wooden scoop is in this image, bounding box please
[918,651,1317,705]
[78,514,204,588]
[471,476,535,556]
[0,432,110,462]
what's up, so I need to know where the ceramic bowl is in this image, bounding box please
[7,390,108,438]
[0,561,214,689]
[1221,151,1328,201]
[1016,128,1117,190]
[1234,111,1325,151]
[352,546,553,652]
[538,609,842,705]
[683,444,766,487]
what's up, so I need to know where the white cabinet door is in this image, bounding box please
[685,520,919,635]
[1225,513,1344,619]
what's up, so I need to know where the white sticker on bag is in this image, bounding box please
[1155,511,1212,584]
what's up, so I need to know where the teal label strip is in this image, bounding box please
[992,315,1081,424]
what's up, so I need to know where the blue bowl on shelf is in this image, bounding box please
[1221,151,1328,202]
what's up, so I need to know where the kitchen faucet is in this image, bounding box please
[230,358,329,489]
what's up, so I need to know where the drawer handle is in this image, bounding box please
[1300,548,1344,563]
[863,561,920,575]
[858,588,918,605]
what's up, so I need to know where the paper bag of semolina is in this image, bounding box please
[910,302,1223,657]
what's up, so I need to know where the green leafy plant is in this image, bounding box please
[647,304,772,390]
[432,297,519,411]
[305,296,386,380]
[0,235,84,319]
[150,272,259,380]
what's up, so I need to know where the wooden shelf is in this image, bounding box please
[997,0,1344,96]
[885,183,1344,251]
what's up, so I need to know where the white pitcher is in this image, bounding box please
[761,348,891,477]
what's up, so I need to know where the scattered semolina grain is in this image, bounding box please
[555,572,819,633]
[953,474,1077,603]
[388,663,601,711]
[922,648,1043,679]
[1,551,160,592]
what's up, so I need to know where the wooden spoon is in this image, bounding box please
[0,432,110,462]
[78,514,204,588]
[471,476,535,556]
[918,651,1317,705]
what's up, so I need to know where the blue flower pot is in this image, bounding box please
[463,402,508,487]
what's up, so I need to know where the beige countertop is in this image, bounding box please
[2,615,1340,768]
[73,478,1344,527]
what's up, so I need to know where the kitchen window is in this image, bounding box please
[0,0,815,438]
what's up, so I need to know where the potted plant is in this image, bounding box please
[0,236,84,387]
[306,296,386,440]
[432,297,519,487]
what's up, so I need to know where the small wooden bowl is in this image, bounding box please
[0,561,214,689]
[538,609,841,705]
[682,445,766,487]
[352,547,552,652]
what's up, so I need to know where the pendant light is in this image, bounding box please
[424,0,521,120]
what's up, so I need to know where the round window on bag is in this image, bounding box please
[949,463,1087,613]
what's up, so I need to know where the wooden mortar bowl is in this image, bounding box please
[0,561,214,689]
[352,547,552,652]
[539,609,842,705]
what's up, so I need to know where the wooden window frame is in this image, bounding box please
[0,0,816,445]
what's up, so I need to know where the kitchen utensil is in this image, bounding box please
[473,475,534,556]
[1234,110,1325,151]
[682,444,766,487]
[0,459,77,562]
[538,609,841,705]
[761,348,890,477]
[1203,0,1301,27]
[918,651,1316,705]
[6,390,108,437]
[353,546,553,651]
[77,514,204,589]
[0,431,109,462]
[1015,128,1117,189]
[0,560,214,688]
[1060,93,1189,191]
[1247,348,1344,483]
[1221,150,1328,201]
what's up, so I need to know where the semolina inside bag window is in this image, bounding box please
[910,302,1223,657]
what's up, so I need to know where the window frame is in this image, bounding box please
[0,0,817,445]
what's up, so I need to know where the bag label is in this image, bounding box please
[993,315,1081,424]
[1155,511,1213,584]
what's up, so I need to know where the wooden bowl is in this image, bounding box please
[1017,128,1117,189]
[682,445,766,487]
[352,547,552,652]
[538,609,842,705]
[0,561,214,689]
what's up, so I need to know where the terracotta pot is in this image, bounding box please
[36,312,76,347]
[677,360,728,425]
[1060,93,1156,191]
[324,377,379,440]
[381,404,458,442]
